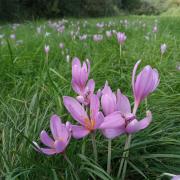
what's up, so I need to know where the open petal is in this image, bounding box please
[85,79,95,94]
[137,111,152,130]
[101,94,116,116]
[54,140,67,153]
[50,115,63,140]
[71,125,90,139]
[40,148,56,155]
[132,60,141,95]
[99,111,125,129]
[63,96,88,125]
[101,128,125,139]
[90,94,99,120]
[94,112,104,129]
[40,130,54,148]
[116,89,131,114]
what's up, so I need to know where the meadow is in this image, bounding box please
[0,16,180,180]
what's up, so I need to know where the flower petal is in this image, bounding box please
[40,148,56,155]
[50,114,62,140]
[99,111,125,129]
[71,125,90,139]
[101,128,125,139]
[116,89,131,114]
[94,112,104,129]
[90,94,99,120]
[63,96,88,126]
[40,130,54,148]
[54,140,67,153]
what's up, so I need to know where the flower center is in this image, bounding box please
[84,117,95,131]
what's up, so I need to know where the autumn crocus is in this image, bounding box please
[44,44,49,54]
[172,175,180,180]
[117,32,126,58]
[132,60,159,113]
[71,57,95,105]
[63,95,105,139]
[33,115,71,155]
[117,32,126,45]
[93,34,103,42]
[160,43,167,55]
[63,94,104,162]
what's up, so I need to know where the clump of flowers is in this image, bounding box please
[33,57,159,179]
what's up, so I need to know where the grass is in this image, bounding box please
[0,16,180,179]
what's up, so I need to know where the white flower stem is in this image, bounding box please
[107,139,112,174]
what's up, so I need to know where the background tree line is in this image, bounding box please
[0,0,179,21]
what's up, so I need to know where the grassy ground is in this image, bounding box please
[0,16,180,179]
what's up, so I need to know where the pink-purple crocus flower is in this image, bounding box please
[99,82,152,138]
[33,115,71,155]
[93,34,103,42]
[132,60,159,112]
[160,43,167,55]
[63,95,104,139]
[172,175,180,180]
[117,32,127,44]
[71,57,95,105]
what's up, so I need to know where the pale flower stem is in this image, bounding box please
[117,105,138,178]
[91,132,98,163]
[121,134,132,180]
[107,139,112,174]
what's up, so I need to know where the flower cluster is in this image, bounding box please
[34,57,159,156]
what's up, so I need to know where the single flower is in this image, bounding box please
[63,95,105,139]
[132,60,159,111]
[33,115,71,155]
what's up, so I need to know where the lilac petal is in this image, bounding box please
[132,60,141,98]
[94,112,104,129]
[101,81,112,95]
[85,79,95,94]
[63,96,88,126]
[137,111,152,130]
[50,115,63,140]
[54,140,66,153]
[101,94,116,116]
[71,125,90,139]
[126,111,152,133]
[40,130,54,148]
[71,80,82,95]
[116,89,131,114]
[101,128,125,139]
[40,148,56,155]
[172,175,180,180]
[72,57,81,67]
[90,94,99,120]
[150,69,159,92]
[99,111,125,129]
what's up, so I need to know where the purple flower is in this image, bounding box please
[172,175,180,180]
[79,34,87,41]
[93,34,103,42]
[160,43,167,55]
[72,57,95,105]
[10,34,16,40]
[63,95,104,139]
[117,32,127,45]
[33,115,71,155]
[153,25,158,33]
[100,86,152,137]
[44,45,49,54]
[132,60,159,110]
[59,43,64,49]
[99,83,125,139]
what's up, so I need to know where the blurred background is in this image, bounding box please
[0,0,180,21]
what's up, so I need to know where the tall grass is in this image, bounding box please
[0,16,180,179]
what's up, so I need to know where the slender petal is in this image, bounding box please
[116,89,131,114]
[50,115,62,140]
[54,140,66,153]
[71,125,90,139]
[99,112,124,129]
[101,128,125,139]
[63,96,88,125]
[40,130,54,148]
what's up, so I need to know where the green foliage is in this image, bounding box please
[0,16,180,179]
